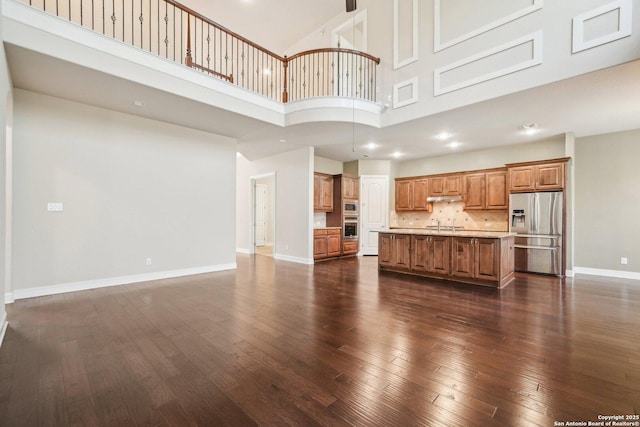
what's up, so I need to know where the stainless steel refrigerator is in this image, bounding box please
[509,192,563,276]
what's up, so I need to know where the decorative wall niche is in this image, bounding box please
[572,0,632,53]
[434,0,543,52]
[434,31,543,96]
[394,0,418,69]
[393,77,418,108]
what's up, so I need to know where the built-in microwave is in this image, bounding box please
[344,200,358,214]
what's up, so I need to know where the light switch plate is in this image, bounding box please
[47,202,64,212]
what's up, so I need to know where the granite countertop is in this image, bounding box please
[387,227,515,238]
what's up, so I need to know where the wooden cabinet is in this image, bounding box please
[507,159,568,192]
[314,229,341,260]
[342,176,359,200]
[429,175,462,197]
[395,179,431,211]
[342,240,358,255]
[314,173,334,212]
[411,235,450,275]
[380,233,514,288]
[378,233,411,269]
[450,237,500,281]
[463,169,508,211]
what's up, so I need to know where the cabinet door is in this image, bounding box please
[450,237,474,278]
[314,235,328,259]
[394,234,412,268]
[342,240,358,255]
[475,238,500,281]
[428,177,445,197]
[379,234,394,266]
[320,176,334,211]
[344,177,359,199]
[486,171,508,210]
[412,179,430,210]
[536,163,564,190]
[327,234,341,257]
[429,236,450,275]
[411,235,429,271]
[395,180,413,211]
[509,166,536,192]
[445,175,463,196]
[313,175,321,210]
[464,173,485,210]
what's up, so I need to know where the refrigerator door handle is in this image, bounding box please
[514,244,558,251]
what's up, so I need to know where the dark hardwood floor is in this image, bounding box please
[1,254,639,426]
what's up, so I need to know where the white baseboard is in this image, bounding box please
[8,263,237,302]
[273,253,314,265]
[565,270,575,278]
[0,312,7,349]
[236,247,251,254]
[574,266,640,281]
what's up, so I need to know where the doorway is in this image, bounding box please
[360,175,388,255]
[251,173,276,257]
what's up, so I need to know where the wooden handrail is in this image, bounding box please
[191,63,234,83]
[164,0,286,62]
[285,48,381,65]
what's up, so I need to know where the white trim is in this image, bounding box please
[393,77,418,108]
[393,0,419,69]
[574,266,640,281]
[332,9,368,51]
[273,254,314,265]
[434,0,543,52]
[5,292,14,304]
[434,31,543,96]
[565,270,575,278]
[236,248,251,254]
[572,0,632,54]
[9,263,237,301]
[0,312,7,348]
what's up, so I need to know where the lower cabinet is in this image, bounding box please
[342,240,359,256]
[411,235,450,275]
[379,233,411,269]
[379,232,515,288]
[314,229,342,260]
[450,237,500,281]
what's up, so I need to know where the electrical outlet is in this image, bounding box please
[146,258,152,266]
[621,257,628,265]
[47,202,64,212]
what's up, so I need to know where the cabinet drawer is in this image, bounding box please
[327,229,341,235]
[314,229,328,236]
[343,241,358,254]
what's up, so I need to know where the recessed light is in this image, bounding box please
[279,139,287,143]
[521,123,538,136]
[366,142,377,150]
[447,141,462,149]
[436,132,451,140]
[132,100,144,107]
[392,151,403,158]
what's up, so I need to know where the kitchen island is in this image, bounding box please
[379,229,515,288]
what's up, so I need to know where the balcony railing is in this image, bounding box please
[20,0,380,103]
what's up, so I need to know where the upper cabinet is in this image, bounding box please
[507,158,570,193]
[429,174,462,197]
[395,178,431,212]
[463,169,508,211]
[313,173,334,212]
[342,175,359,200]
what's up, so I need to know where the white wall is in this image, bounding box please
[11,90,237,298]
[314,156,343,174]
[236,147,314,264]
[0,0,11,342]
[575,130,640,277]
[287,0,640,126]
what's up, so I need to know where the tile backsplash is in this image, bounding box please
[391,202,508,231]
[314,212,327,228]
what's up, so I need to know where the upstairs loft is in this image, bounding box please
[4,0,383,131]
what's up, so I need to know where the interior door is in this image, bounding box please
[255,184,267,247]
[360,175,388,255]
